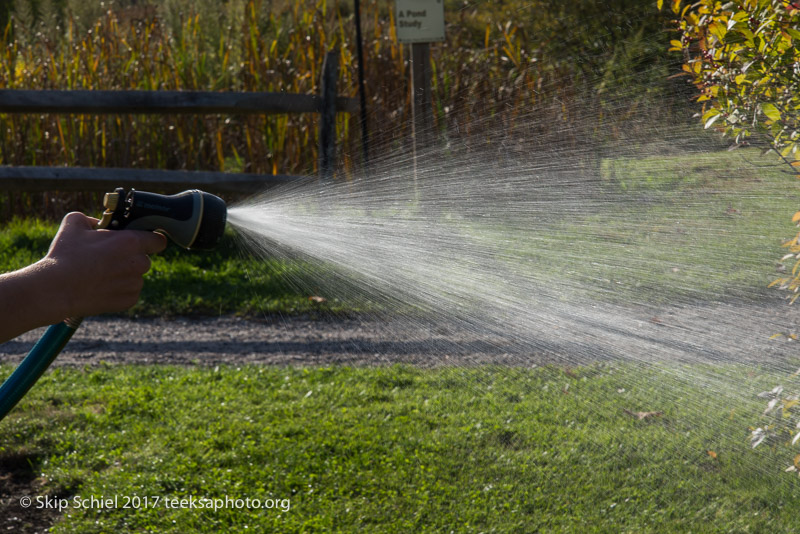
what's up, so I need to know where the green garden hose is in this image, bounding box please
[0,318,82,420]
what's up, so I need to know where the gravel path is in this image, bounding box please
[2,297,800,368]
[0,315,520,368]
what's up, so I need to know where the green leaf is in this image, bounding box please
[762,103,781,121]
[708,22,727,41]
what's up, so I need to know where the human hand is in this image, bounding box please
[41,212,167,318]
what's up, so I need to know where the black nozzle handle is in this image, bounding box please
[101,189,227,250]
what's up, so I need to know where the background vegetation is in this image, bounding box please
[669,0,800,472]
[0,0,691,219]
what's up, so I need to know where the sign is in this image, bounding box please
[395,0,445,43]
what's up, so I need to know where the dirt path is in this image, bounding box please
[2,297,800,368]
[0,315,518,368]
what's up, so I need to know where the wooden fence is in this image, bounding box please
[0,51,356,195]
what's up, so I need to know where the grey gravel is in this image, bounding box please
[2,297,800,368]
[0,315,508,368]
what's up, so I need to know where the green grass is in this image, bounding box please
[463,148,800,306]
[2,363,799,532]
[3,151,800,530]
[590,149,800,302]
[0,219,352,317]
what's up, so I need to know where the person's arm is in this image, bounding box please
[0,212,167,343]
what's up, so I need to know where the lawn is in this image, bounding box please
[2,149,800,531]
[474,147,800,306]
[1,363,798,532]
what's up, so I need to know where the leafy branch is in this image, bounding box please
[665,0,800,300]
[666,0,800,472]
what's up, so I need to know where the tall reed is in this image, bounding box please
[0,0,680,219]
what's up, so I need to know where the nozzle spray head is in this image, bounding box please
[97,188,227,250]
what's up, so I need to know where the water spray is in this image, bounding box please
[0,188,228,421]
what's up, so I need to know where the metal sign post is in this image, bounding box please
[395,0,445,167]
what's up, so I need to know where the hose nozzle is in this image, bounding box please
[96,188,227,250]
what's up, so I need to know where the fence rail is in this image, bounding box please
[0,50,354,195]
[0,89,358,115]
[0,166,297,194]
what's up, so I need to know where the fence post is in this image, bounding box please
[411,42,433,148]
[319,50,339,181]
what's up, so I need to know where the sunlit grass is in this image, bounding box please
[464,148,800,305]
[2,363,798,532]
